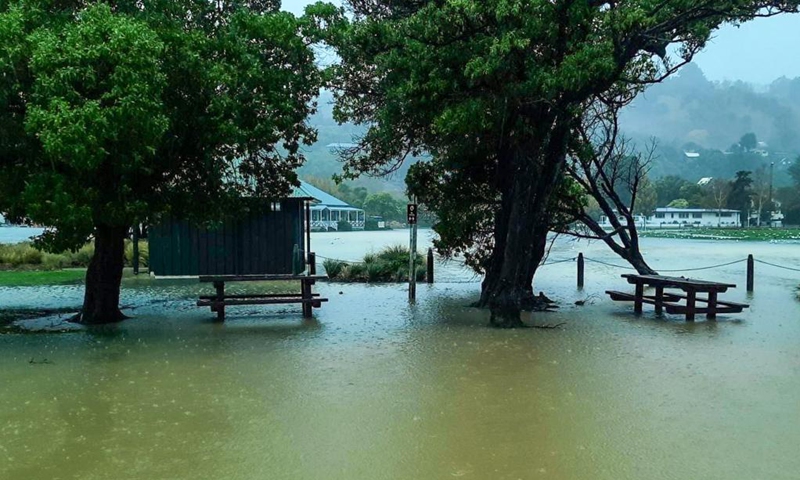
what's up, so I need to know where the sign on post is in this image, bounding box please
[407,203,418,225]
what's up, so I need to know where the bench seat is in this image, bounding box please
[197,297,328,308]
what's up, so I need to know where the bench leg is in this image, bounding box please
[634,283,644,315]
[685,290,696,322]
[706,291,717,320]
[654,286,664,315]
[214,281,225,322]
[301,279,312,318]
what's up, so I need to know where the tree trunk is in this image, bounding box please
[480,121,570,327]
[77,225,128,324]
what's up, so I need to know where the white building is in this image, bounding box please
[293,181,365,231]
[599,207,742,229]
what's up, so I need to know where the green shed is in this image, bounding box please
[148,197,313,277]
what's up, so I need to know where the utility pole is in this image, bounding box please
[407,200,418,301]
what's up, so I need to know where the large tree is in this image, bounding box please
[0,0,322,323]
[323,0,799,327]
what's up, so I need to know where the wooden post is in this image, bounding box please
[634,281,644,315]
[309,252,316,275]
[747,254,754,292]
[132,226,140,276]
[426,248,434,284]
[305,201,312,263]
[706,290,718,320]
[654,286,664,315]
[685,289,696,321]
[577,252,584,289]
[301,279,312,318]
[214,281,225,322]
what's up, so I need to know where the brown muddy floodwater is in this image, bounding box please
[1,233,800,480]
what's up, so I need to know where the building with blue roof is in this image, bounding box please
[293,181,365,231]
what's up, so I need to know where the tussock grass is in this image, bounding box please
[323,245,427,282]
[0,240,148,270]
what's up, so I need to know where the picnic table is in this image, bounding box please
[606,274,749,321]
[197,274,328,321]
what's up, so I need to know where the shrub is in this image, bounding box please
[323,245,428,283]
[0,243,43,266]
[337,220,353,232]
[322,259,347,278]
[342,263,368,281]
[124,240,149,268]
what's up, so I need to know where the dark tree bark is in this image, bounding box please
[76,225,128,324]
[478,117,572,327]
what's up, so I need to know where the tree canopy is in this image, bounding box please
[0,0,323,322]
[323,0,800,326]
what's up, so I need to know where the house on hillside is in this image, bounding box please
[697,177,713,186]
[295,181,365,231]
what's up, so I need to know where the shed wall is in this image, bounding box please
[149,200,305,276]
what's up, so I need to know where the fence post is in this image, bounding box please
[747,254,754,292]
[577,252,584,289]
[427,248,434,284]
[309,252,316,275]
[132,226,140,276]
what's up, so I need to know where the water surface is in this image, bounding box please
[1,235,799,480]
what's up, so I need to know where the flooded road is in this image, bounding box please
[1,232,799,479]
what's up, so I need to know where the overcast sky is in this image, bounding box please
[281,1,800,85]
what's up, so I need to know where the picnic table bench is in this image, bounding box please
[606,274,749,321]
[197,274,328,321]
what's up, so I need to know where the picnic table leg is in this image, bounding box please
[654,286,664,315]
[301,279,312,318]
[634,282,644,315]
[706,291,718,320]
[214,281,225,322]
[685,289,696,322]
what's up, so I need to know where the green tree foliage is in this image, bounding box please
[363,192,404,222]
[323,0,800,326]
[739,132,758,151]
[655,176,693,207]
[727,170,754,226]
[0,0,322,323]
[777,156,800,225]
[636,180,658,217]
[667,199,690,209]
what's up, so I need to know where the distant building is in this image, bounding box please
[294,181,365,231]
[683,151,700,159]
[697,177,713,186]
[599,207,741,229]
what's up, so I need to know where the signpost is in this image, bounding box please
[408,202,418,301]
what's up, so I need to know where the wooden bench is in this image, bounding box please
[606,290,747,316]
[197,274,328,321]
[607,274,749,321]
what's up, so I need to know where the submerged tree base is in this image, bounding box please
[473,291,559,328]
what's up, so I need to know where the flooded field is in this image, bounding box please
[1,231,799,479]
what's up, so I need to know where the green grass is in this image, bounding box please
[323,245,428,282]
[639,228,800,241]
[0,269,87,287]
